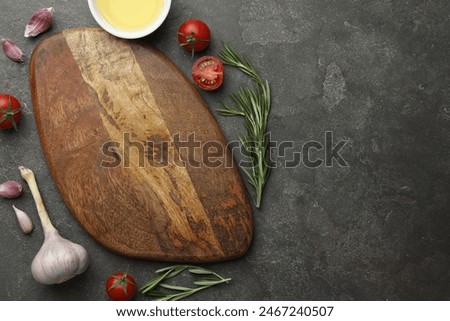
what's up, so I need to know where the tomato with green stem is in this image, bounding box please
[106,272,137,301]
[0,94,22,130]
[178,19,211,56]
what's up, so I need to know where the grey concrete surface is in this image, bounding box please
[1,0,449,300]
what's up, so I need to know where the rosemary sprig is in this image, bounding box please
[139,265,231,301]
[217,43,271,208]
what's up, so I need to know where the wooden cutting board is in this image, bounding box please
[29,28,253,262]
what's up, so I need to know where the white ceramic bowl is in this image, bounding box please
[87,0,171,39]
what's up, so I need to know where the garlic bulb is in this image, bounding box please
[19,166,89,285]
[13,205,33,234]
[31,229,89,284]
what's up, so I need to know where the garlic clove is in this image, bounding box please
[0,180,23,198]
[31,229,89,285]
[24,7,54,38]
[12,205,33,234]
[1,39,24,63]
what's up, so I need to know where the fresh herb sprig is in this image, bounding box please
[139,265,231,301]
[217,43,271,208]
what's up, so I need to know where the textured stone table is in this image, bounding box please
[0,0,449,300]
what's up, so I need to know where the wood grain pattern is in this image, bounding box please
[29,28,253,262]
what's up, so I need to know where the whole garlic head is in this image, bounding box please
[19,166,90,285]
[31,229,89,285]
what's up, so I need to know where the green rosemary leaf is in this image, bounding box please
[159,283,193,291]
[188,267,215,275]
[155,265,184,274]
[140,265,189,293]
[217,103,245,116]
[218,43,263,86]
[193,278,232,286]
[218,43,272,208]
[240,167,257,188]
[165,265,189,279]
[139,272,169,293]
[168,290,206,301]
[140,265,231,301]
[145,290,169,298]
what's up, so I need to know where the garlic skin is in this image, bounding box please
[0,180,23,198]
[24,7,54,38]
[1,39,24,63]
[32,229,89,284]
[19,166,89,285]
[13,205,33,234]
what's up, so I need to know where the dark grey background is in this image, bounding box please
[1,0,449,300]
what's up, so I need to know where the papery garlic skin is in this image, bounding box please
[0,180,23,198]
[19,166,89,285]
[13,205,33,234]
[1,39,24,63]
[31,229,89,285]
[24,7,54,38]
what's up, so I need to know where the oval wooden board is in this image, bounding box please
[29,28,253,262]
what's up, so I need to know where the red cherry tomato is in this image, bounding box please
[192,56,224,91]
[0,94,22,130]
[105,272,137,301]
[178,19,211,55]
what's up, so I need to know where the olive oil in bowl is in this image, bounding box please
[88,0,171,39]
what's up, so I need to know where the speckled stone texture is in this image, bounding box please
[0,0,449,300]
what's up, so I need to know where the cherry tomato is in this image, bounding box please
[105,272,137,301]
[0,94,22,130]
[192,56,224,91]
[178,19,211,55]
